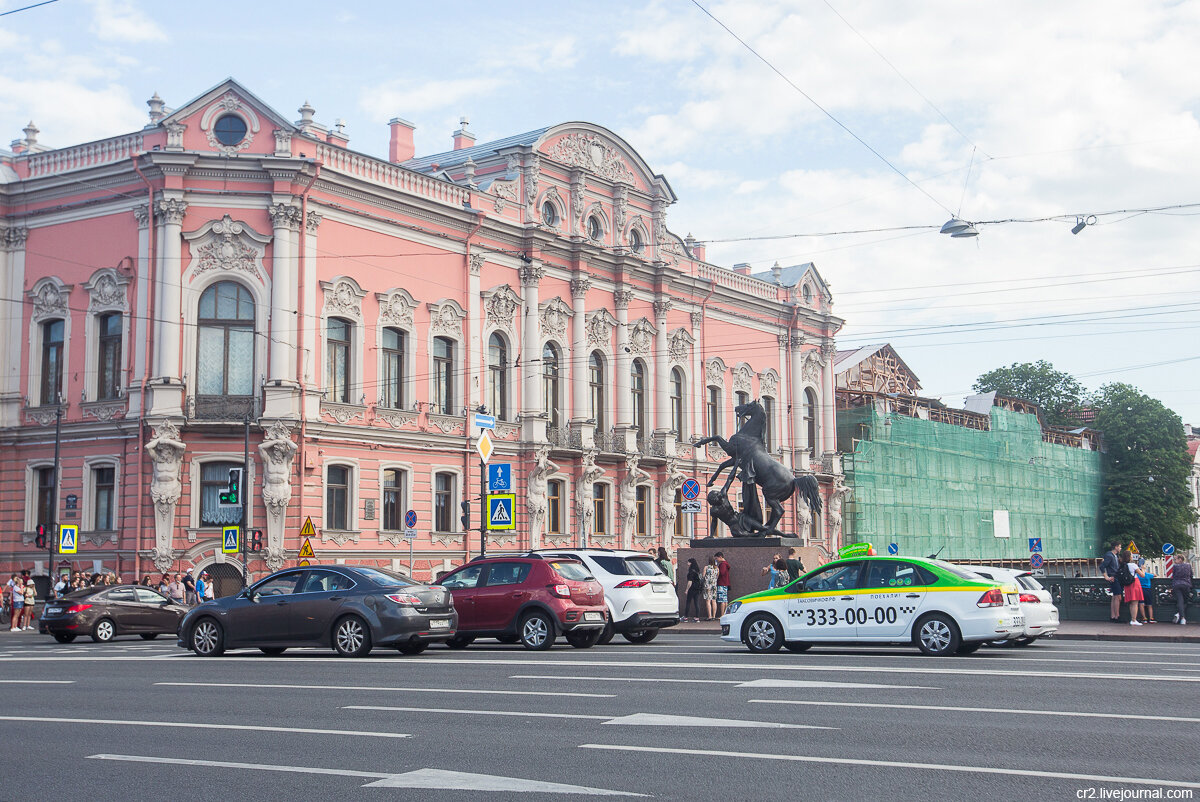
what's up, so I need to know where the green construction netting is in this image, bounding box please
[837,406,1103,560]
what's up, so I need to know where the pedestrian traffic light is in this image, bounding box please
[35,523,46,550]
[250,529,263,552]
[460,501,471,532]
[219,468,241,505]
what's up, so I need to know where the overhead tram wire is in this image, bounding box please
[0,0,58,16]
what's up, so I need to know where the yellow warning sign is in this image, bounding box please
[298,538,315,559]
[300,517,316,538]
[1128,541,1139,555]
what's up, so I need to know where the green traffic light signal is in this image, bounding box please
[219,468,241,505]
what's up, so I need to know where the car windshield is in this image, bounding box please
[550,561,592,581]
[593,555,662,576]
[1017,575,1043,591]
[349,567,417,587]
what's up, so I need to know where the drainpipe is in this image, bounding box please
[131,155,157,584]
[295,161,320,541]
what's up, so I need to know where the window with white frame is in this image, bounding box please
[735,391,749,430]
[326,465,351,530]
[488,332,509,420]
[381,328,407,409]
[197,282,254,398]
[589,351,606,431]
[804,388,819,451]
[669,367,684,437]
[548,479,563,534]
[326,318,352,403]
[36,466,55,529]
[593,483,608,536]
[433,336,455,415]
[434,472,454,531]
[96,313,122,401]
[40,319,64,405]
[382,468,406,531]
[543,342,561,429]
[636,485,649,536]
[91,464,115,531]
[707,386,720,436]
[674,488,683,537]
[631,359,646,435]
[762,396,775,451]
[200,461,244,527]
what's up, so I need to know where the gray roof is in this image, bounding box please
[750,262,815,287]
[403,127,551,173]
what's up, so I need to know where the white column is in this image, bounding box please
[652,300,671,436]
[267,203,299,385]
[468,251,483,411]
[520,262,545,441]
[570,277,590,422]
[778,333,791,469]
[0,226,27,427]
[153,197,186,381]
[614,289,632,429]
[821,341,837,455]
[791,335,807,465]
[301,212,320,387]
[691,311,704,443]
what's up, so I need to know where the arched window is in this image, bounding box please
[542,201,558,227]
[631,359,646,435]
[589,351,605,432]
[542,342,561,429]
[434,336,455,415]
[381,327,406,409]
[629,228,644,254]
[40,319,64,405]
[201,460,245,527]
[669,367,684,437]
[488,333,508,420]
[805,388,819,452]
[326,318,352,403]
[97,312,122,401]
[197,281,254,401]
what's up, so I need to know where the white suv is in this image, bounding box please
[531,548,680,644]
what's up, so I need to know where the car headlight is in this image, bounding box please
[726,601,741,614]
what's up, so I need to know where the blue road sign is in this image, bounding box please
[681,478,701,500]
[222,526,240,554]
[887,543,898,555]
[1030,553,1045,569]
[488,463,512,492]
[59,524,78,554]
[473,413,496,431]
[404,509,417,529]
[487,494,515,530]
[1029,538,1042,553]
[1163,543,1175,555]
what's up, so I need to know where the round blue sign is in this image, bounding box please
[681,479,701,500]
[887,543,898,555]
[1163,543,1175,555]
[404,509,417,528]
[1030,553,1044,569]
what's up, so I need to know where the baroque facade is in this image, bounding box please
[0,79,843,586]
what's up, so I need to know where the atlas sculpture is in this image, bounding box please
[693,399,822,537]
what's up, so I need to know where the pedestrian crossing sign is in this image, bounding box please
[486,493,515,530]
[222,526,240,554]
[59,524,78,554]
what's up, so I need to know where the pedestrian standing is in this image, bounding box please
[21,578,36,630]
[655,547,675,582]
[8,577,24,632]
[157,574,170,596]
[683,559,702,622]
[53,574,68,599]
[165,573,185,605]
[786,548,804,583]
[3,574,15,627]
[182,570,197,605]
[715,552,731,618]
[1119,550,1145,626]
[1171,557,1193,625]
[1101,542,1124,622]
[702,557,718,621]
[761,553,783,588]
[1137,558,1156,623]
[201,571,215,601]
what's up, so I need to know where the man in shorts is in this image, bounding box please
[1101,542,1123,622]
[715,552,731,618]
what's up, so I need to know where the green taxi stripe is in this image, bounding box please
[737,585,1002,607]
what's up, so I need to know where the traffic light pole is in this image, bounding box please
[479,458,487,557]
[50,403,62,578]
[240,415,249,588]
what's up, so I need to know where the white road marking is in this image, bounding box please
[89,753,388,779]
[605,713,832,730]
[344,705,608,720]
[748,698,1200,724]
[578,744,1200,790]
[156,681,614,698]
[511,673,741,685]
[0,679,74,684]
[737,679,937,689]
[1,716,409,738]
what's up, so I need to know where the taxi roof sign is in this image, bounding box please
[836,542,876,559]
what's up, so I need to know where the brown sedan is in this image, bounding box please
[40,585,189,643]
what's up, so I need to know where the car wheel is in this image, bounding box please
[190,618,225,656]
[566,629,602,648]
[333,615,372,657]
[743,613,784,653]
[957,641,982,655]
[596,617,615,645]
[621,629,659,644]
[259,647,287,656]
[519,612,555,650]
[1013,636,1038,647]
[398,642,428,655]
[91,618,116,643]
[52,633,76,644]
[783,641,812,653]
[914,613,961,657]
[495,634,518,644]
[987,639,1014,648]
[139,633,159,640]
[445,635,474,649]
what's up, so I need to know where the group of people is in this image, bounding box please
[4,572,38,631]
[1102,541,1194,626]
[142,570,215,605]
[681,552,732,622]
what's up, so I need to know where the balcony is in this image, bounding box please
[191,395,258,421]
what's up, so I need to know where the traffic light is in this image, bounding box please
[219,468,241,505]
[460,501,471,532]
[250,529,263,552]
[35,523,46,550]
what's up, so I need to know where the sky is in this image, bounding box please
[2,0,1198,424]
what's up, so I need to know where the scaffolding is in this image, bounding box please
[838,404,1103,561]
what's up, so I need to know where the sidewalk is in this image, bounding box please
[669,618,1200,643]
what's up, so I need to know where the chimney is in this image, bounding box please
[326,118,349,147]
[732,262,751,276]
[684,233,706,262]
[452,116,475,151]
[389,117,416,163]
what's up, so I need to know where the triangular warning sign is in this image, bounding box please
[298,538,315,559]
[1128,541,1139,555]
[490,500,511,525]
[300,517,316,537]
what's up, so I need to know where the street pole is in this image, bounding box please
[479,457,486,557]
[50,401,62,581]
[241,415,249,588]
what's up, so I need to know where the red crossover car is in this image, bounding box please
[439,555,606,650]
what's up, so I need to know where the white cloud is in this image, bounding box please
[359,77,508,123]
[86,0,167,43]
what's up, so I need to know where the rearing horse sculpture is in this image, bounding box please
[694,399,822,536]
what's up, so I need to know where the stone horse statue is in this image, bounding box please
[694,399,822,537]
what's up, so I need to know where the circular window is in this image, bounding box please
[802,284,813,304]
[629,228,644,253]
[213,114,248,146]
[541,201,558,227]
[587,215,602,241]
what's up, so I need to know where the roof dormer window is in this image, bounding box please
[213,114,247,147]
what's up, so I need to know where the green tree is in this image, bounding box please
[973,360,1085,427]
[1090,383,1194,553]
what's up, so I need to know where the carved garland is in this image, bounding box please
[186,215,269,283]
[668,328,695,363]
[483,285,522,336]
[539,297,574,341]
[732,364,754,394]
[586,309,617,349]
[322,278,367,322]
[629,318,656,357]
[705,358,727,387]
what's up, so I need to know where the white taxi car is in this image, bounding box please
[971,566,1060,646]
[720,544,1024,656]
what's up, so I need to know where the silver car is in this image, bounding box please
[972,566,1060,646]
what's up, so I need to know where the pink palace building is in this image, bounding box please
[0,79,844,592]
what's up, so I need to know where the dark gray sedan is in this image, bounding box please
[41,585,188,643]
[177,565,457,657]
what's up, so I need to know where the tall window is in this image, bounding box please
[543,343,561,428]
[804,388,818,452]
[762,396,775,451]
[326,465,350,530]
[635,485,649,536]
[197,282,254,398]
[382,469,404,531]
[488,333,508,420]
[631,359,646,435]
[673,488,683,537]
[434,472,453,531]
[706,386,720,436]
[548,479,563,534]
[92,466,115,531]
[381,328,406,409]
[200,461,244,527]
[589,351,605,431]
[326,318,351,403]
[735,391,749,430]
[41,319,64,405]
[434,336,454,415]
[97,313,122,401]
[36,466,55,529]
[593,483,607,536]
[669,367,684,437]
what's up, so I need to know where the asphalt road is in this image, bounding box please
[1,631,1198,801]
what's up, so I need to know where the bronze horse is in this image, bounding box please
[694,399,822,536]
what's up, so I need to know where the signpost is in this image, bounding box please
[222,526,240,555]
[1164,543,1175,578]
[474,414,495,556]
[297,538,315,567]
[681,500,701,515]
[887,543,899,555]
[59,524,78,555]
[487,494,516,530]
[1030,552,1044,570]
[1028,538,1042,553]
[403,509,418,573]
[488,464,512,493]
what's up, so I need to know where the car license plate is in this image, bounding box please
[429,619,450,629]
[583,612,603,622]
[46,607,62,614]
[651,584,667,593]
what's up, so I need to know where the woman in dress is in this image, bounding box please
[655,547,675,583]
[683,559,703,622]
[1121,549,1145,626]
[702,556,718,621]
